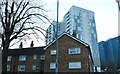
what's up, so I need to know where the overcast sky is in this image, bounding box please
[11,0,118,48]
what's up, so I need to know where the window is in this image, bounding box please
[7,65,11,71]
[76,34,79,39]
[94,34,96,38]
[50,63,56,69]
[91,30,94,34]
[50,50,56,55]
[7,56,12,61]
[92,23,95,27]
[89,22,91,26]
[40,55,45,60]
[77,19,80,23]
[80,35,83,40]
[78,26,82,31]
[69,62,81,69]
[19,55,26,61]
[32,65,36,70]
[67,21,70,25]
[18,65,25,71]
[68,48,81,54]
[33,55,37,59]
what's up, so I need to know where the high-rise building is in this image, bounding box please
[46,5,100,67]
[98,41,108,71]
[99,36,120,72]
[62,6,100,67]
[45,21,63,45]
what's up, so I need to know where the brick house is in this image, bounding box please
[44,33,94,73]
[6,46,45,73]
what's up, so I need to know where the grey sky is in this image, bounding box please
[10,0,118,48]
[45,0,118,42]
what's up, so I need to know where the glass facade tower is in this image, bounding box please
[99,36,120,72]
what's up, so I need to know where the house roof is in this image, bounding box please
[7,46,45,56]
[44,33,89,50]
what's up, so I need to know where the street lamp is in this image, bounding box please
[116,0,120,36]
[116,0,120,10]
[56,0,59,74]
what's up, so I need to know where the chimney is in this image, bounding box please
[19,42,23,48]
[30,41,34,47]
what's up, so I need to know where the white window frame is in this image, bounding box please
[33,54,37,59]
[19,55,26,61]
[7,65,11,71]
[32,65,36,70]
[68,47,81,54]
[7,56,12,61]
[40,55,45,60]
[50,62,56,69]
[50,50,56,55]
[69,62,81,69]
[18,65,25,71]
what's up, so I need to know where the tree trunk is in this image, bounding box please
[2,39,10,73]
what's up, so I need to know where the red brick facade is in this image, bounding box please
[44,33,94,72]
[6,47,45,72]
[4,33,94,73]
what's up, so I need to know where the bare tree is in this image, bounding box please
[0,0,50,72]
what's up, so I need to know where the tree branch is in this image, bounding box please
[10,1,23,29]
[14,2,29,25]
[10,38,23,47]
[22,6,47,17]
[10,1,29,33]
[17,13,50,24]
[0,14,5,29]
[8,2,14,26]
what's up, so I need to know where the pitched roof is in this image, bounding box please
[44,33,89,50]
[7,46,45,56]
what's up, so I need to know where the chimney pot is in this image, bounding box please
[30,41,34,47]
[19,42,23,48]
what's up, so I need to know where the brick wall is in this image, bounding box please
[44,34,90,72]
[6,54,44,72]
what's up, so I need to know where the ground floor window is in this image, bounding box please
[32,65,37,70]
[50,62,56,69]
[7,65,11,71]
[69,62,81,69]
[18,65,25,71]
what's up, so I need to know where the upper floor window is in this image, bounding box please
[69,62,81,69]
[18,65,25,71]
[33,55,37,59]
[7,56,12,61]
[50,62,56,69]
[19,55,26,61]
[40,55,45,60]
[7,65,11,71]
[50,50,56,55]
[68,47,81,54]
